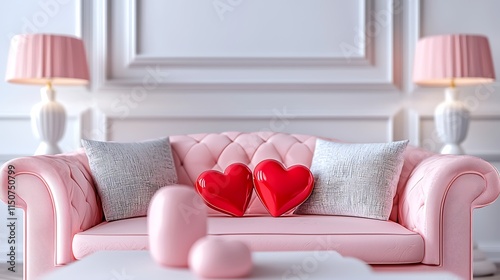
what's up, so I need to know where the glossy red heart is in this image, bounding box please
[195,163,253,217]
[253,159,314,217]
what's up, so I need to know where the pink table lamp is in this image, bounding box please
[5,34,89,155]
[413,34,495,155]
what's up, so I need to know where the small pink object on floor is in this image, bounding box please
[189,236,252,278]
[148,185,207,267]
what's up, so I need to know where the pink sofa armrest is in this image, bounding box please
[398,154,500,278]
[0,151,103,279]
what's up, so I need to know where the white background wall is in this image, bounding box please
[1,0,500,262]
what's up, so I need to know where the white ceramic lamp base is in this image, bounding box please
[434,87,470,155]
[440,144,465,155]
[31,85,66,155]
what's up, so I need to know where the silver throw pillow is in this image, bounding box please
[296,139,408,220]
[82,138,177,221]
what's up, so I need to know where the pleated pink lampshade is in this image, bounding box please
[5,34,89,85]
[413,34,495,86]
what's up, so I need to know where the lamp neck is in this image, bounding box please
[444,87,458,102]
[41,84,56,102]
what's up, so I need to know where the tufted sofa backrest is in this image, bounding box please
[168,131,434,221]
[169,131,316,215]
[170,131,316,185]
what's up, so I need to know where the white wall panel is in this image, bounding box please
[107,116,396,143]
[137,0,364,59]
[465,117,500,160]
[0,117,36,157]
[86,0,409,91]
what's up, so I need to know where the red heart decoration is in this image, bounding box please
[253,159,314,217]
[196,163,253,217]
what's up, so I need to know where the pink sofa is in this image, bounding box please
[2,132,500,280]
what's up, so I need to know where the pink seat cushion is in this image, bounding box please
[72,215,424,264]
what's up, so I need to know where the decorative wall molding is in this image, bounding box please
[82,0,419,91]
[88,108,402,144]
[125,0,371,68]
[0,116,35,158]
[80,108,109,141]
[405,0,421,93]
[81,0,107,93]
[74,0,84,38]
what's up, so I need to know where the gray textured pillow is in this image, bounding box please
[296,139,408,220]
[81,138,177,221]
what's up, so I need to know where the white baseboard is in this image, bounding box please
[478,244,500,262]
